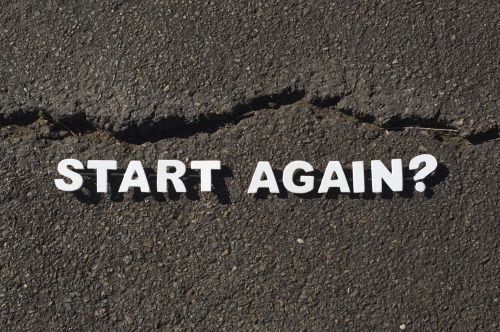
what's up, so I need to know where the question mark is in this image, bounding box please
[409,154,438,192]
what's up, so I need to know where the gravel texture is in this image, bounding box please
[0,1,498,331]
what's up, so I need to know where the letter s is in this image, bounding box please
[54,159,84,191]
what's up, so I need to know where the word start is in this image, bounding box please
[55,155,437,194]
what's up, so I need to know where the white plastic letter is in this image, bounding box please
[87,160,117,193]
[247,161,279,194]
[371,159,403,193]
[119,161,150,193]
[157,160,187,193]
[352,161,365,193]
[54,159,84,191]
[282,161,314,194]
[190,160,221,192]
[318,161,350,193]
[409,154,438,192]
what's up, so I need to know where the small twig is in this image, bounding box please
[55,122,77,136]
[386,126,459,132]
[38,111,77,136]
[236,111,256,120]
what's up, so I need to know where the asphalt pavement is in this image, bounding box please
[0,1,498,330]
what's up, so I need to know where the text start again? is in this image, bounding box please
[55,154,438,195]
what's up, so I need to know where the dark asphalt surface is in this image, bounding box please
[0,1,499,331]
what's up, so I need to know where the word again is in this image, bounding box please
[248,155,438,194]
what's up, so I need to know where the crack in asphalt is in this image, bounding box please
[116,87,307,143]
[0,88,498,145]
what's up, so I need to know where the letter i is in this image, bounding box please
[352,161,365,193]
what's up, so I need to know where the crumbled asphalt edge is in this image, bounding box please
[0,87,497,145]
[2,0,498,144]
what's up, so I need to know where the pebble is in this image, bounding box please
[123,255,132,264]
[125,315,134,325]
[302,7,311,16]
[400,323,407,330]
[94,308,106,317]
